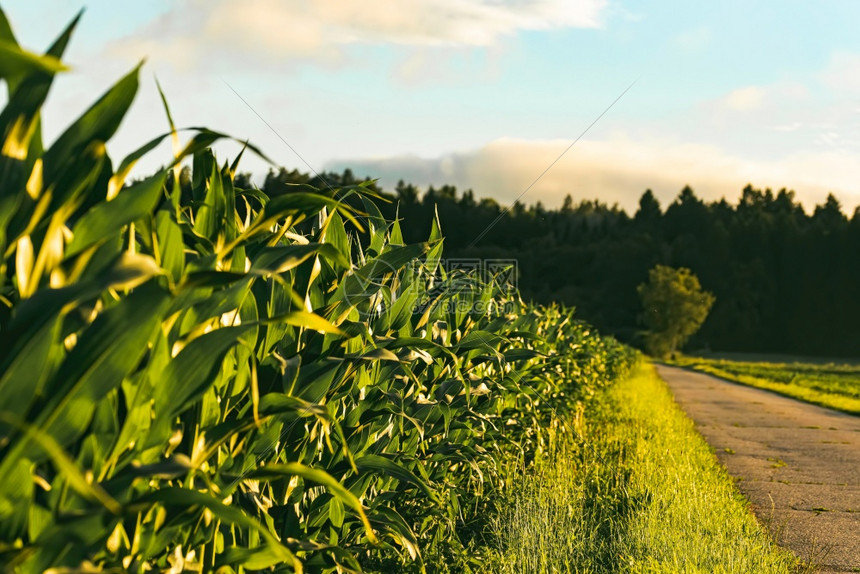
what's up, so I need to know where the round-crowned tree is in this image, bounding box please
[638,265,715,357]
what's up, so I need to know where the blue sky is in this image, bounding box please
[5,0,860,211]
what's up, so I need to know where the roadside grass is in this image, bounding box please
[670,356,860,415]
[486,362,801,573]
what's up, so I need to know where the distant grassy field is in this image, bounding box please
[671,356,860,415]
[487,363,800,573]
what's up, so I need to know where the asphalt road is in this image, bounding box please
[656,365,860,574]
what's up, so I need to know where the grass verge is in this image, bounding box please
[486,362,801,573]
[670,356,860,416]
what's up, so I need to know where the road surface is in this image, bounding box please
[655,365,860,573]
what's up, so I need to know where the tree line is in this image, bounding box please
[236,167,860,357]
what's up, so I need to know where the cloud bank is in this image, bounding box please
[325,137,860,212]
[114,0,606,70]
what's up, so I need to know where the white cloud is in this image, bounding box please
[112,0,606,70]
[770,122,803,132]
[704,82,809,124]
[684,80,834,160]
[325,136,860,212]
[722,86,766,111]
[390,46,501,87]
[820,51,860,94]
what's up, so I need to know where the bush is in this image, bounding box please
[638,265,714,357]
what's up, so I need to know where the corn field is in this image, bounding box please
[0,10,634,573]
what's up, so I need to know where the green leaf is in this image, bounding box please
[173,127,273,167]
[252,243,350,274]
[66,172,166,257]
[456,330,508,351]
[347,348,400,362]
[0,255,164,414]
[324,211,351,261]
[247,463,378,543]
[359,194,387,255]
[390,212,404,246]
[29,281,170,444]
[192,155,226,240]
[154,325,254,424]
[262,192,341,222]
[218,545,300,570]
[0,9,19,48]
[0,11,79,165]
[503,348,546,361]
[355,455,438,502]
[258,394,330,419]
[155,78,176,135]
[337,243,429,308]
[369,505,421,561]
[329,496,345,528]
[155,209,185,283]
[429,204,443,243]
[0,40,67,80]
[108,132,171,198]
[133,487,301,571]
[264,310,344,335]
[42,62,141,188]
[0,411,120,515]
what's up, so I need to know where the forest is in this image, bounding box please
[244,167,860,357]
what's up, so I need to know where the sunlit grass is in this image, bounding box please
[487,362,801,573]
[671,356,860,415]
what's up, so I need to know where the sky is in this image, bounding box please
[4,0,860,212]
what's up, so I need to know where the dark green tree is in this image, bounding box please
[634,188,661,223]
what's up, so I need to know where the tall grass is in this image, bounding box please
[487,363,801,573]
[0,10,634,572]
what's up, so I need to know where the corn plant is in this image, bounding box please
[0,10,634,573]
